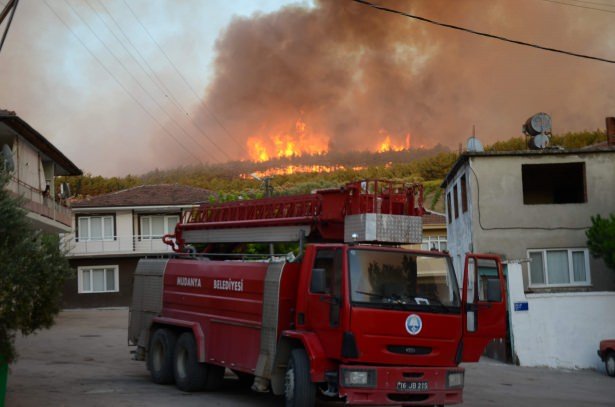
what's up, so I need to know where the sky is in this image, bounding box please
[0,0,614,176]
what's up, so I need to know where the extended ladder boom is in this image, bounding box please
[164,179,425,252]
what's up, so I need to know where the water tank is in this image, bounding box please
[523,113,552,137]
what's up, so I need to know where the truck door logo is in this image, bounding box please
[405,314,423,335]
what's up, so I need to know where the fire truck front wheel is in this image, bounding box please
[174,332,209,392]
[147,328,177,384]
[285,348,316,407]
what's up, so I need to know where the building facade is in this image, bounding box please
[61,184,213,308]
[0,109,82,233]
[442,146,615,368]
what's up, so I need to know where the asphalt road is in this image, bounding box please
[5,308,615,406]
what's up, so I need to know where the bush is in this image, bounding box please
[586,213,615,272]
[0,173,73,363]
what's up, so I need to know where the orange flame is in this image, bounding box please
[376,130,410,153]
[247,119,329,162]
[243,164,366,178]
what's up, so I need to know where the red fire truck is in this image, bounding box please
[128,179,506,406]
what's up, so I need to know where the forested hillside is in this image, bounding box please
[59,130,605,212]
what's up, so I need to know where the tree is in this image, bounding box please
[0,173,73,363]
[586,213,615,272]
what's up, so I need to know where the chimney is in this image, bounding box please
[607,117,615,146]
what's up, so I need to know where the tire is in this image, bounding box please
[606,351,615,377]
[285,348,316,407]
[173,332,209,392]
[147,328,177,384]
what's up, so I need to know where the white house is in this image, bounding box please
[61,184,213,308]
[442,142,615,370]
[0,109,82,233]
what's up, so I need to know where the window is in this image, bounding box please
[421,236,447,251]
[522,163,586,204]
[446,192,452,224]
[78,266,119,293]
[453,185,459,219]
[528,248,590,287]
[140,215,180,239]
[460,174,468,213]
[77,216,114,241]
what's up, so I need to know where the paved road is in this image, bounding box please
[5,308,615,406]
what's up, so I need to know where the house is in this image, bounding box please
[441,139,615,369]
[61,184,214,308]
[0,109,82,233]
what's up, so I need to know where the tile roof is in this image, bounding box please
[72,184,214,208]
[422,211,446,226]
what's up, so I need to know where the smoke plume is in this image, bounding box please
[194,0,615,160]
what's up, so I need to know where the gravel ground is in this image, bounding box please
[5,308,615,406]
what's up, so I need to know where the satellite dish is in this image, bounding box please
[466,136,484,152]
[1,144,15,172]
[60,182,71,199]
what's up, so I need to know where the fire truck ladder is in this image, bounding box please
[163,179,425,253]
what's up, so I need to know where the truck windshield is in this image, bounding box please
[348,249,460,313]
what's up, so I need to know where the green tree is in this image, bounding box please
[586,213,615,272]
[0,174,73,363]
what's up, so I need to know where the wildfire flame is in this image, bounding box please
[243,164,367,178]
[246,119,329,162]
[376,130,411,153]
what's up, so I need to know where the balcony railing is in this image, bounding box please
[61,234,175,256]
[7,176,72,227]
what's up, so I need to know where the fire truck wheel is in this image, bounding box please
[285,348,316,407]
[606,351,615,377]
[174,332,208,392]
[147,328,177,384]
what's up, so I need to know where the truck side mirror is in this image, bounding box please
[486,279,502,302]
[310,268,327,294]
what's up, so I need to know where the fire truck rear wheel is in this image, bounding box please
[147,328,177,384]
[285,348,316,407]
[606,351,615,377]
[174,332,208,392]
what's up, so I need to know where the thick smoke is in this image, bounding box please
[194,0,615,159]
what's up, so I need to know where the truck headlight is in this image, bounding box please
[341,369,377,388]
[447,371,464,388]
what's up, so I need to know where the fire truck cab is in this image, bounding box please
[128,180,506,406]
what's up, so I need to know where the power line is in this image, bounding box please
[42,0,204,165]
[351,0,615,64]
[120,0,251,158]
[80,0,231,163]
[62,0,228,164]
[538,0,615,13]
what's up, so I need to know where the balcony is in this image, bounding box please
[61,234,175,257]
[7,176,72,232]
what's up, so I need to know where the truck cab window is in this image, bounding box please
[311,249,342,297]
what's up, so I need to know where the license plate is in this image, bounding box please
[396,381,429,392]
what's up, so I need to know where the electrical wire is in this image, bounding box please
[79,0,231,164]
[120,0,251,158]
[539,0,615,13]
[351,0,615,64]
[63,0,231,164]
[42,0,203,165]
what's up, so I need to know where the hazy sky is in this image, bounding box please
[1,0,613,176]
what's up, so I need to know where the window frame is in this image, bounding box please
[527,248,591,288]
[139,214,180,240]
[76,215,115,242]
[77,265,120,294]
[421,235,448,251]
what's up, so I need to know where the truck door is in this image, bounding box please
[461,254,506,362]
[305,247,344,358]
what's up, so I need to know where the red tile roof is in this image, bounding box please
[72,184,214,208]
[422,211,446,226]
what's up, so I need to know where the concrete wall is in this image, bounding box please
[445,167,473,282]
[507,262,615,370]
[468,152,615,291]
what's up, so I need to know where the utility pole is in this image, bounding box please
[0,0,19,55]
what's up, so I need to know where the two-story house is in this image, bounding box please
[442,139,615,369]
[62,184,213,308]
[0,109,82,233]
